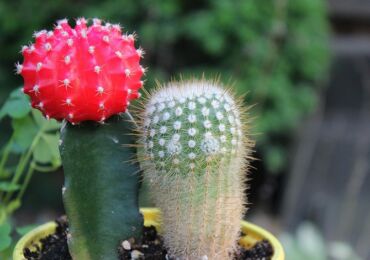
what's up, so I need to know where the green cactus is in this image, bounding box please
[60,113,143,260]
[139,79,254,259]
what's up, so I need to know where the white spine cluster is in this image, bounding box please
[140,80,252,260]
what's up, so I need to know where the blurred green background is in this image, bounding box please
[0,0,332,259]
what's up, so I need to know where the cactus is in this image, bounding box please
[138,79,254,259]
[18,18,144,259]
[19,18,144,124]
[59,113,143,259]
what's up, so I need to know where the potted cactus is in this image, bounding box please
[138,80,252,259]
[13,18,284,260]
[15,18,144,259]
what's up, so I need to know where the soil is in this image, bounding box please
[24,216,273,260]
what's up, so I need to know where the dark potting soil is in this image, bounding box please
[23,216,71,260]
[24,216,273,260]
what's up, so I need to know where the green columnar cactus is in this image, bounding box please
[60,114,143,259]
[139,79,254,259]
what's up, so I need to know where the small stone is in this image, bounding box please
[131,250,144,259]
[121,240,131,250]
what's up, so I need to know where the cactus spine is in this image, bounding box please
[139,79,254,259]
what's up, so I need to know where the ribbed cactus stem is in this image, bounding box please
[139,80,253,259]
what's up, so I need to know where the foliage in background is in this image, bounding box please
[0,0,330,174]
[0,88,61,258]
[280,222,363,260]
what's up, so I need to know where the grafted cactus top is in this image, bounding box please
[17,18,144,123]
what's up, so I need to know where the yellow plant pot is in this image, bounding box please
[14,208,284,260]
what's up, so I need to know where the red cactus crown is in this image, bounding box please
[16,18,145,123]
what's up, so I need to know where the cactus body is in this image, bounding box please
[60,113,143,260]
[18,18,144,123]
[139,80,253,259]
[18,18,146,259]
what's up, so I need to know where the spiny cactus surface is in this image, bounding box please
[139,80,254,259]
[17,18,144,123]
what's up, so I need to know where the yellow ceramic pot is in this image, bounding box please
[14,208,284,260]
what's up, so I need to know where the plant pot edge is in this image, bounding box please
[13,208,284,260]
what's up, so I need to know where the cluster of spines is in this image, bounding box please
[137,79,254,259]
[17,18,145,123]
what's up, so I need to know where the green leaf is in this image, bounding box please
[11,116,38,151]
[280,233,307,260]
[0,182,20,192]
[265,146,287,173]
[16,224,38,236]
[42,134,60,160]
[0,88,30,120]
[0,169,12,179]
[0,207,7,226]
[0,246,14,260]
[9,143,26,154]
[33,137,52,164]
[33,133,61,165]
[43,134,61,167]
[0,222,12,251]
[329,241,361,260]
[31,109,45,127]
[6,200,20,215]
[32,110,60,131]
[296,222,327,260]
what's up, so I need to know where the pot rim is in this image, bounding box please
[14,207,284,260]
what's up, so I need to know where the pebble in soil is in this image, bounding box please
[23,216,273,260]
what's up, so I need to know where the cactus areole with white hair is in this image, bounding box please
[17,18,144,260]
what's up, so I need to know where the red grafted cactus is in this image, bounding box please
[17,18,144,123]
